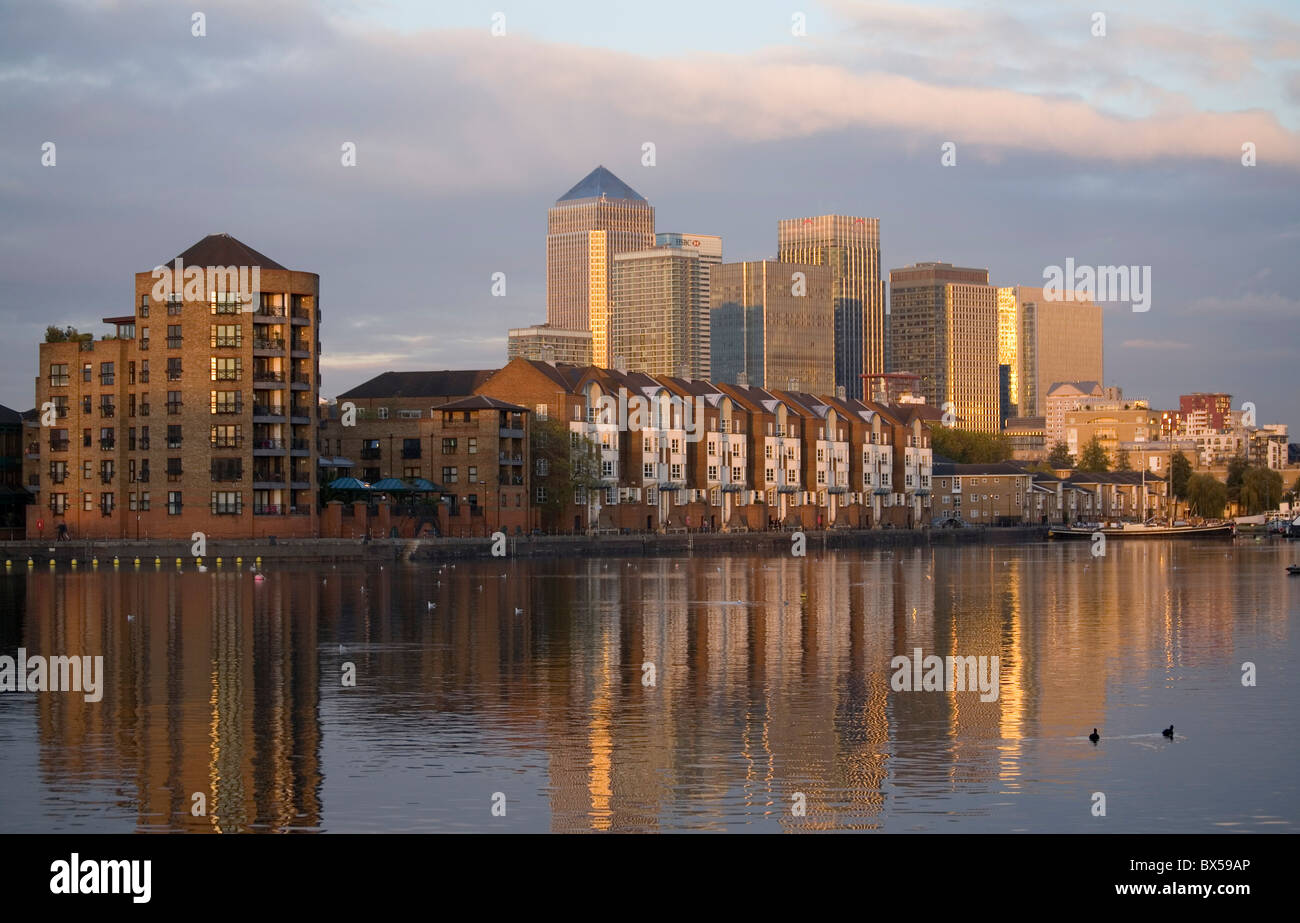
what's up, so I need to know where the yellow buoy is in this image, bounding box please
[175,558,182,566]
[4,560,11,568]
[133,557,140,566]
[92,557,99,566]
[27,557,34,567]
[48,558,55,567]
[236,556,243,565]
[195,556,202,565]
[71,558,78,567]
[255,556,262,565]
[113,556,120,567]
[216,557,222,566]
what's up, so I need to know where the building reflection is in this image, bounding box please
[8,540,1282,832]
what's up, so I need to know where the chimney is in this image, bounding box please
[836,385,846,400]
[736,371,748,387]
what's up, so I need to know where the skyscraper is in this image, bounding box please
[656,232,721,375]
[888,262,999,432]
[609,247,705,378]
[997,285,1103,418]
[777,215,883,399]
[711,260,835,394]
[546,166,655,368]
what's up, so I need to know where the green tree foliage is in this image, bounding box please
[1076,436,1110,472]
[1185,473,1228,518]
[1225,454,1249,504]
[529,417,603,531]
[1239,466,1283,515]
[1114,448,1132,471]
[930,427,1011,464]
[1169,452,1192,500]
[44,325,92,343]
[1046,441,1073,468]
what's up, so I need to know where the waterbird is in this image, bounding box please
[427,602,436,610]
[1162,725,1174,738]
[1089,728,1100,743]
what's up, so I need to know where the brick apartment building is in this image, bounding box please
[26,234,321,540]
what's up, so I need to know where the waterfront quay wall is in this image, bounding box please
[0,526,1048,567]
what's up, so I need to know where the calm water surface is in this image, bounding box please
[1,540,1296,833]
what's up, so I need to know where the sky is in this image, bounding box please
[1,0,1297,432]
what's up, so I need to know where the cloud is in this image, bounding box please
[1121,339,1191,349]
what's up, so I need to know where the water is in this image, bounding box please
[0,540,1296,833]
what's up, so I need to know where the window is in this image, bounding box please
[167,425,183,448]
[211,324,241,348]
[708,465,718,480]
[99,427,114,450]
[536,458,549,476]
[139,491,150,511]
[140,327,149,350]
[51,395,68,419]
[377,407,389,420]
[670,463,682,480]
[467,437,478,454]
[139,426,150,450]
[100,460,115,483]
[534,403,548,420]
[210,491,242,515]
[100,492,114,516]
[211,292,242,314]
[100,395,115,417]
[128,361,136,385]
[83,493,94,511]
[139,459,150,482]
[82,363,92,382]
[139,294,150,318]
[644,463,654,480]
[48,461,67,484]
[211,390,242,414]
[211,357,241,381]
[732,467,742,482]
[210,425,241,448]
[49,363,69,387]
[442,466,458,484]
[166,457,183,481]
[766,468,775,482]
[167,491,182,514]
[140,360,149,383]
[167,296,183,315]
[467,466,478,483]
[442,438,457,454]
[82,396,92,414]
[83,460,92,479]
[397,409,421,419]
[535,486,547,503]
[50,493,68,514]
[100,362,114,385]
[167,391,182,414]
[166,324,182,348]
[402,437,421,458]
[167,357,183,380]
[83,428,92,448]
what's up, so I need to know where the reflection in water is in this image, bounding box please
[0,542,1295,833]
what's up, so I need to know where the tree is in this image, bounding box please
[1240,466,1283,515]
[1077,436,1110,472]
[529,418,603,532]
[1115,448,1132,471]
[44,325,92,343]
[1285,475,1300,506]
[930,428,1011,464]
[1025,460,1057,475]
[1047,441,1073,468]
[1185,473,1227,518]
[1169,452,1192,503]
[1225,454,1249,505]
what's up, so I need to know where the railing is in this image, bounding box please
[210,436,244,448]
[48,440,68,452]
[253,337,284,350]
[100,405,115,417]
[254,306,286,318]
[254,438,285,450]
[291,308,310,320]
[213,403,244,415]
[211,470,243,483]
[290,439,309,451]
[290,339,310,352]
[211,336,242,348]
[290,372,310,385]
[253,370,284,382]
[99,439,115,451]
[166,337,182,348]
[498,453,523,463]
[253,472,286,482]
[252,404,284,416]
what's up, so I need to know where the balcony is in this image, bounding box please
[290,439,310,454]
[499,427,524,439]
[253,306,285,320]
[290,308,310,323]
[498,453,523,465]
[252,404,285,419]
[252,337,284,351]
[252,472,286,485]
[253,370,284,382]
[253,438,285,452]
[290,372,310,388]
[290,339,310,355]
[25,442,41,458]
